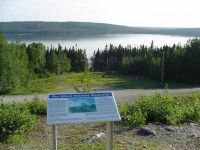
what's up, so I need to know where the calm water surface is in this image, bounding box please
[8,34,194,58]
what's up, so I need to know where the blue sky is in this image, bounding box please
[0,0,199,27]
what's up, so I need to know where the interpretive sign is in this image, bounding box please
[47,92,121,125]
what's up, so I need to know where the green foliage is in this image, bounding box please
[182,38,200,83]
[1,22,200,37]
[58,50,71,74]
[91,38,200,84]
[119,103,146,127]
[45,45,71,74]
[119,92,200,127]
[0,32,30,94]
[6,134,23,143]
[182,95,200,123]
[66,47,88,72]
[27,42,46,75]
[126,108,146,127]
[135,93,184,124]
[24,97,47,115]
[0,100,37,141]
[74,70,92,93]
[0,97,47,142]
[45,48,57,73]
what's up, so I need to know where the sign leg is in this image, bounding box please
[106,121,114,150]
[53,125,57,150]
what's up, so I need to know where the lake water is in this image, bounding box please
[8,34,194,58]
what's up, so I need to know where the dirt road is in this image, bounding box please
[1,87,200,105]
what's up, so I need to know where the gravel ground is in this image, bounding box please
[130,123,200,150]
[1,117,199,150]
[2,86,200,105]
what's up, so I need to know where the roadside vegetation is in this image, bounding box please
[1,92,200,149]
[119,92,200,127]
[0,97,45,142]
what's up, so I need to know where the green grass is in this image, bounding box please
[10,72,199,95]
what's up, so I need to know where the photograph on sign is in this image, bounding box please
[68,98,97,113]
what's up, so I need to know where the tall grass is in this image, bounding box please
[10,72,195,95]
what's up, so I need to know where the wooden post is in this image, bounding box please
[57,60,60,85]
[53,125,57,150]
[161,49,164,83]
[106,121,114,150]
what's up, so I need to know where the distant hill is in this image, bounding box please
[0,21,200,38]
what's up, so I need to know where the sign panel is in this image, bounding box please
[47,92,121,125]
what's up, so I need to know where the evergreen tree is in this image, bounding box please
[27,42,46,75]
[57,51,71,74]
[183,38,200,83]
[45,49,57,73]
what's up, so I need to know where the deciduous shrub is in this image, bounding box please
[0,99,37,141]
[25,97,47,115]
[182,95,200,123]
[119,92,200,127]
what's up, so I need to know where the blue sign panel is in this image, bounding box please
[47,92,121,125]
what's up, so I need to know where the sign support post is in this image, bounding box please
[53,125,57,150]
[106,121,114,150]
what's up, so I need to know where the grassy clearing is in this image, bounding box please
[10,72,199,95]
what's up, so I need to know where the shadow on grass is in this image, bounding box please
[103,74,200,89]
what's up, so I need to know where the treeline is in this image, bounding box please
[91,39,200,83]
[1,22,200,37]
[0,31,87,94]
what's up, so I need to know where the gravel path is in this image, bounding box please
[2,87,200,105]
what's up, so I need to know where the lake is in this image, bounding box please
[8,34,194,58]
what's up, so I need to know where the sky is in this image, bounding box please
[0,0,200,28]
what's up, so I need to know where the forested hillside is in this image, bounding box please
[0,21,200,37]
